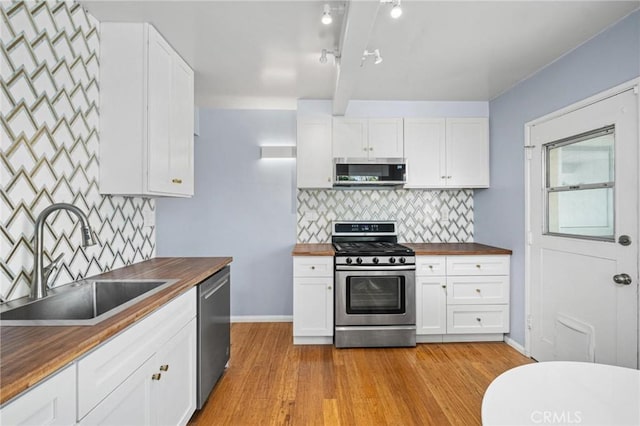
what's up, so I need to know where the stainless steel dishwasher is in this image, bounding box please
[197,266,230,409]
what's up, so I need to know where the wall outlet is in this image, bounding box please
[143,209,155,227]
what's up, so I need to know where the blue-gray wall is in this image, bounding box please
[156,109,297,317]
[475,10,640,346]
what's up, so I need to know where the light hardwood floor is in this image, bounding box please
[189,323,532,425]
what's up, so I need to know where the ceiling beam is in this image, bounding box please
[332,1,380,116]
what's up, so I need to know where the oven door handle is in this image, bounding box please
[335,265,416,271]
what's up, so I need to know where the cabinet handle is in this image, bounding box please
[160,364,169,371]
[152,373,162,381]
[172,178,183,184]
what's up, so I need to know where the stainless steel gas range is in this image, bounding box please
[332,221,416,348]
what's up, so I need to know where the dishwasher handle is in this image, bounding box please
[202,275,229,300]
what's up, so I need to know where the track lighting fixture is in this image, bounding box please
[381,0,403,19]
[362,49,383,66]
[320,3,345,25]
[320,48,340,64]
[321,4,332,25]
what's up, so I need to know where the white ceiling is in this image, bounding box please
[82,0,640,110]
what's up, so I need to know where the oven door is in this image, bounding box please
[335,266,415,326]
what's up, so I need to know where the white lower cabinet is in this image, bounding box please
[293,256,334,344]
[0,365,76,426]
[416,255,510,342]
[79,318,197,426]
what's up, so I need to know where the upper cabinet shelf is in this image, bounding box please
[333,118,404,160]
[99,23,195,197]
[404,118,489,189]
[296,115,489,190]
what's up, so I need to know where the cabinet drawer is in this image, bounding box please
[446,305,509,334]
[446,276,509,305]
[293,257,333,277]
[77,287,196,419]
[416,256,446,276]
[446,255,509,276]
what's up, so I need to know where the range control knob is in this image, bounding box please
[372,257,379,264]
[356,257,363,264]
[389,257,396,264]
[346,258,353,264]
[399,257,406,264]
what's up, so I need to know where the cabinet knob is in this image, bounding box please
[328,285,332,290]
[475,288,481,293]
[327,177,331,182]
[172,178,183,184]
[160,364,169,371]
[152,373,162,381]
[447,176,451,179]
[476,317,482,322]
[428,265,433,269]
[476,264,481,269]
[441,284,446,289]
[311,266,315,270]
[369,147,374,151]
[441,176,446,179]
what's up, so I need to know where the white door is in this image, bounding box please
[528,88,638,368]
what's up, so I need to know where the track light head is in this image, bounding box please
[362,49,383,66]
[320,48,340,65]
[390,0,402,19]
[321,4,333,25]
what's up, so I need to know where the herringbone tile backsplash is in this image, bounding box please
[1,1,155,302]
[297,189,474,243]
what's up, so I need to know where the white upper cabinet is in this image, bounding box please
[100,23,194,197]
[297,118,333,188]
[404,117,489,188]
[333,118,403,160]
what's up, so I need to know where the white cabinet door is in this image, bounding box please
[152,319,197,426]
[368,118,404,158]
[445,118,489,188]
[404,118,446,187]
[147,27,174,195]
[168,55,195,196]
[79,359,154,426]
[100,23,194,197]
[0,366,76,426]
[297,118,333,188]
[333,118,368,159]
[416,276,447,335]
[293,276,333,337]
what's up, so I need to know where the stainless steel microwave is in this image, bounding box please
[334,159,407,187]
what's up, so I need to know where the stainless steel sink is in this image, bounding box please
[0,279,178,326]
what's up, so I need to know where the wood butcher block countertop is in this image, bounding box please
[0,257,232,405]
[291,243,335,256]
[402,243,512,255]
[292,243,510,256]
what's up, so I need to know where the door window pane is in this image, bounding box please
[545,126,614,240]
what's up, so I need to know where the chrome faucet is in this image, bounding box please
[31,203,96,299]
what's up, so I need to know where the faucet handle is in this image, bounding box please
[43,253,64,289]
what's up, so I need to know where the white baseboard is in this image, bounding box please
[231,315,293,323]
[504,336,527,356]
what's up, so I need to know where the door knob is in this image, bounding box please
[613,273,632,285]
